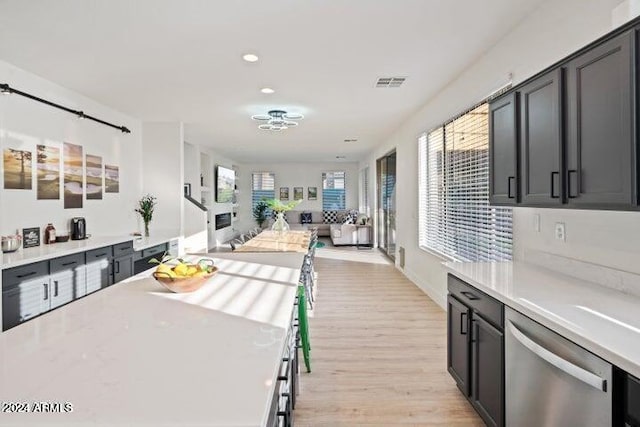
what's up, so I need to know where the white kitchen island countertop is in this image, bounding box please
[0,253,301,426]
[444,261,640,379]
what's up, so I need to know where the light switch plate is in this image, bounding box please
[555,222,566,241]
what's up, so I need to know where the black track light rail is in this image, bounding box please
[0,83,131,134]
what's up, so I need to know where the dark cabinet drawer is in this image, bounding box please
[86,246,113,261]
[50,253,85,274]
[448,274,503,330]
[142,243,167,258]
[2,261,49,290]
[113,241,134,256]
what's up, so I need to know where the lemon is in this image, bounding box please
[186,266,198,276]
[173,263,189,277]
[156,264,173,276]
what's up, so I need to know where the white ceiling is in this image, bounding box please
[0,0,546,163]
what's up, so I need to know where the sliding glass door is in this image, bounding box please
[377,151,396,259]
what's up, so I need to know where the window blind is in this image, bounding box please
[251,172,275,210]
[322,171,346,210]
[419,103,512,261]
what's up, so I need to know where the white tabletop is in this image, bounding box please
[444,261,640,378]
[0,255,300,426]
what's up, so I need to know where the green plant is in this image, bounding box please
[135,194,157,236]
[253,199,269,228]
[265,198,301,213]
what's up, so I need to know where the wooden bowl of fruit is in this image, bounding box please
[151,257,218,293]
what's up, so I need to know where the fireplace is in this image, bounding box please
[215,212,232,230]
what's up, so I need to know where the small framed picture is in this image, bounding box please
[280,187,289,200]
[308,187,318,200]
[183,183,191,197]
[294,187,303,200]
[22,227,40,248]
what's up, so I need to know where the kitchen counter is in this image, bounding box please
[0,232,182,270]
[0,235,133,270]
[0,253,301,426]
[444,261,640,379]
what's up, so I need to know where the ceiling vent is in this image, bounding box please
[375,76,406,88]
[343,138,358,143]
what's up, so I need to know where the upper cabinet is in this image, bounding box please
[489,25,637,210]
[565,31,635,209]
[489,93,519,205]
[519,69,563,206]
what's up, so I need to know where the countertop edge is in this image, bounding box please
[443,262,640,379]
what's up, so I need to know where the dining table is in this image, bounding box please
[234,230,311,253]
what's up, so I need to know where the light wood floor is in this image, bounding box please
[295,247,483,426]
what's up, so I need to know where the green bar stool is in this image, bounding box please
[297,285,311,373]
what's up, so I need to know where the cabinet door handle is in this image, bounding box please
[43,283,48,300]
[17,271,37,279]
[54,280,59,297]
[61,261,77,267]
[460,291,480,301]
[115,261,120,274]
[567,169,578,198]
[460,312,468,335]
[550,171,560,198]
[507,176,516,199]
[471,320,479,343]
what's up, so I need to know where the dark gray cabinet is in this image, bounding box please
[471,314,504,427]
[489,92,519,205]
[113,254,134,283]
[489,24,638,211]
[566,30,635,209]
[519,69,563,205]
[2,240,135,331]
[447,295,470,396]
[86,246,113,294]
[2,277,50,331]
[627,374,640,426]
[447,274,504,427]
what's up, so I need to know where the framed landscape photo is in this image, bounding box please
[294,187,303,200]
[280,187,289,200]
[22,227,40,248]
[308,187,318,200]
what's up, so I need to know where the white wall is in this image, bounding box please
[364,0,624,308]
[141,122,184,235]
[237,161,359,230]
[0,59,142,237]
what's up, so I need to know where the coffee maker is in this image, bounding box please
[71,217,86,240]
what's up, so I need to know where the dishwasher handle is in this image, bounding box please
[507,321,607,392]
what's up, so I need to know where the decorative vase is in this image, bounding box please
[271,212,290,234]
[144,221,150,237]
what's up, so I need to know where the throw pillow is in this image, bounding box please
[323,210,337,224]
[342,215,355,224]
[348,210,359,223]
[300,212,312,224]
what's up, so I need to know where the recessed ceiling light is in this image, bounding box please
[242,53,259,63]
[261,87,275,94]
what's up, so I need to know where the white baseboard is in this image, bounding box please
[399,266,447,310]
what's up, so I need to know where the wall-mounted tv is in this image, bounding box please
[215,165,235,203]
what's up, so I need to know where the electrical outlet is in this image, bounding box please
[555,222,566,241]
[534,214,540,232]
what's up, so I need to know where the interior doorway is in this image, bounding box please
[377,150,396,260]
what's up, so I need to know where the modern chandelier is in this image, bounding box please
[251,109,304,131]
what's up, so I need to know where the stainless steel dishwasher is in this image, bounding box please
[505,307,612,427]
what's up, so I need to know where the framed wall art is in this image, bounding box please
[308,187,318,200]
[280,187,289,200]
[294,187,303,200]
